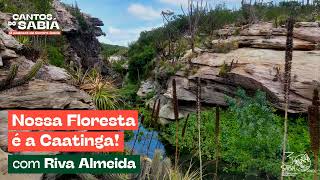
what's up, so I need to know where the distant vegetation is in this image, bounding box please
[0,0,53,13]
[101,43,128,60]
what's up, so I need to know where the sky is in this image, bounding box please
[61,0,243,47]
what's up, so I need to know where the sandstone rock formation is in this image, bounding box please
[142,22,320,123]
[137,80,157,98]
[0,80,94,109]
[53,0,109,73]
[0,4,95,111]
[0,2,99,179]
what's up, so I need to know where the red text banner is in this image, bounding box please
[8,131,124,152]
[8,110,138,131]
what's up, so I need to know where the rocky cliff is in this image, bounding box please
[53,0,109,73]
[0,25,95,110]
[0,3,102,177]
[139,22,320,124]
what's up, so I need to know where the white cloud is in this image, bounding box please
[99,25,162,46]
[159,0,189,6]
[128,4,161,21]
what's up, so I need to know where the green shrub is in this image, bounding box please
[128,45,156,82]
[111,60,127,77]
[46,45,64,67]
[162,89,310,177]
[101,43,128,60]
[211,39,239,53]
[119,83,140,106]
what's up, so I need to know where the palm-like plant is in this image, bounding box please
[80,70,121,110]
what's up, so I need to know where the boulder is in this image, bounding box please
[174,48,320,114]
[0,111,7,152]
[271,28,287,36]
[211,35,315,51]
[0,56,2,67]
[53,0,106,70]
[0,48,18,59]
[40,65,70,82]
[146,94,193,125]
[295,22,319,28]
[52,0,79,32]
[240,22,273,36]
[137,80,156,98]
[4,56,70,82]
[294,27,320,43]
[0,80,95,109]
[246,36,315,50]
[0,29,23,50]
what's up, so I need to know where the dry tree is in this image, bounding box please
[181,0,207,53]
[308,89,320,180]
[281,16,295,180]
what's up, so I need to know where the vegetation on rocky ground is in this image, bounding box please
[0,60,43,91]
[161,89,311,178]
[126,1,320,84]
[0,0,53,14]
[101,43,128,60]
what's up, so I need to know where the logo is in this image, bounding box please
[281,152,311,177]
[7,14,61,36]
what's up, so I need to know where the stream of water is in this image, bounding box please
[125,124,166,159]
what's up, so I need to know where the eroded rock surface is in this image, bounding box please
[0,80,94,109]
[0,8,95,111]
[141,22,320,122]
[53,0,108,72]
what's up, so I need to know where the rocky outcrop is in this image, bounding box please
[0,29,23,50]
[0,111,7,151]
[53,0,107,72]
[190,48,318,113]
[142,22,320,123]
[294,27,320,43]
[238,36,315,50]
[0,7,95,111]
[53,0,78,32]
[137,80,157,98]
[0,49,94,110]
[0,80,94,109]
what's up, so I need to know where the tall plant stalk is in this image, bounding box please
[172,79,180,170]
[147,99,160,156]
[281,16,294,180]
[214,106,220,180]
[178,114,190,161]
[197,77,203,179]
[131,115,144,154]
[308,89,320,180]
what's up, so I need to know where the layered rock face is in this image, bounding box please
[142,22,320,124]
[0,2,100,178]
[0,30,95,110]
[53,0,108,73]
[0,2,97,110]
